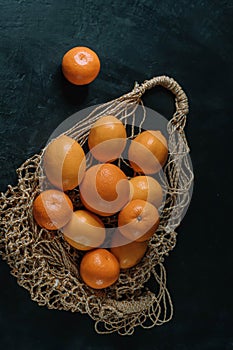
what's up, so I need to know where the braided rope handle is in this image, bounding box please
[125,75,189,131]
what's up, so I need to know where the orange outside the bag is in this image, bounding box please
[62,46,100,85]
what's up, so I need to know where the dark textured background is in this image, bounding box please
[0,0,232,349]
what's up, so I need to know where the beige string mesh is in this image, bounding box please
[0,76,192,335]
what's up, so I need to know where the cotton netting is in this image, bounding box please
[0,76,193,335]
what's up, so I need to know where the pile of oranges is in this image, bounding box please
[33,115,168,289]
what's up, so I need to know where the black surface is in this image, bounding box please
[0,1,232,349]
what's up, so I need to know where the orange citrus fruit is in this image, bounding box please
[80,248,120,289]
[110,230,148,269]
[88,115,127,162]
[64,236,91,251]
[62,46,100,85]
[118,199,159,242]
[43,135,86,191]
[33,189,73,230]
[80,163,130,216]
[128,130,168,174]
[62,210,106,251]
[129,175,163,208]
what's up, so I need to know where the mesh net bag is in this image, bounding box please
[0,76,193,335]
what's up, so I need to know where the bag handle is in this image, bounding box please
[125,75,189,131]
